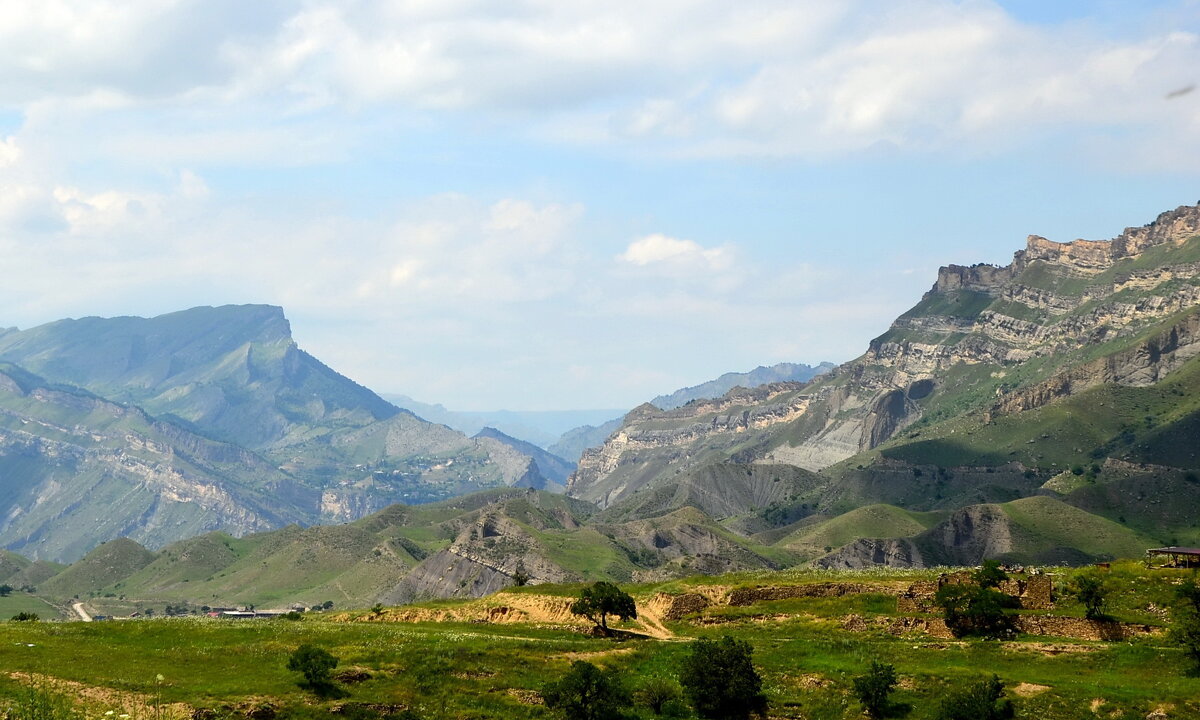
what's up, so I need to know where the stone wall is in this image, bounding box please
[896,571,1053,612]
[728,582,896,606]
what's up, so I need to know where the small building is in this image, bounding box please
[1147,546,1200,569]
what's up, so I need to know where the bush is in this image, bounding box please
[1069,572,1109,621]
[972,559,1007,589]
[934,675,1014,720]
[852,660,907,719]
[570,582,637,635]
[680,635,767,720]
[934,584,1017,639]
[543,660,632,720]
[635,675,686,717]
[286,644,342,697]
[10,612,38,622]
[1170,579,1200,676]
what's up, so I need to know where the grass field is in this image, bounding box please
[0,594,63,621]
[0,563,1197,719]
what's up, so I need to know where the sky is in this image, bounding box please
[0,1,1198,411]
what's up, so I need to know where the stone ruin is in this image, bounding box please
[896,569,1054,612]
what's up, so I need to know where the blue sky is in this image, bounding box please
[0,1,1198,410]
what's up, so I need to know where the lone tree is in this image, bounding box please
[934,675,1014,720]
[680,635,768,720]
[543,660,632,720]
[852,660,905,719]
[1171,578,1200,676]
[1069,571,1109,621]
[286,644,340,696]
[570,582,637,636]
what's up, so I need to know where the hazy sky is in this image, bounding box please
[1,1,1198,410]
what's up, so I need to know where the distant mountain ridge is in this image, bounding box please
[0,305,548,561]
[650,362,835,410]
[382,394,624,449]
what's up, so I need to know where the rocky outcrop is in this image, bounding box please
[990,310,1200,417]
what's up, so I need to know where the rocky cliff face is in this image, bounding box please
[0,366,306,560]
[570,203,1200,506]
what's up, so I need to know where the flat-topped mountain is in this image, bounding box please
[0,306,546,561]
[0,304,397,450]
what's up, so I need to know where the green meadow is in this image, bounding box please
[0,562,1197,719]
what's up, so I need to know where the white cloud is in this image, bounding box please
[0,137,20,167]
[0,1,1195,159]
[619,233,733,271]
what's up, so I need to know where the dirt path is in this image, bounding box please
[72,602,92,622]
[635,603,674,640]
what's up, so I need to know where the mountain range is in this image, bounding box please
[0,306,563,560]
[3,201,1200,610]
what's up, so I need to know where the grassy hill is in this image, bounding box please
[775,504,946,560]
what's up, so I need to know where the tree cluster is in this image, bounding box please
[544,630,765,720]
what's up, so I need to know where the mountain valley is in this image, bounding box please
[2,203,1200,613]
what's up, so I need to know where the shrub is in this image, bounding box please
[1069,572,1109,621]
[10,612,38,622]
[287,644,342,697]
[512,562,531,587]
[680,635,767,720]
[570,582,637,635]
[934,675,1014,720]
[635,675,686,716]
[852,660,905,719]
[972,559,1007,589]
[542,660,632,720]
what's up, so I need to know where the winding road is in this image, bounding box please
[71,602,92,622]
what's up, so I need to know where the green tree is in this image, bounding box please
[934,583,1018,639]
[1069,572,1109,621]
[934,675,1014,720]
[680,636,767,720]
[0,584,12,597]
[1170,579,1200,676]
[542,660,632,720]
[635,675,686,717]
[10,612,38,622]
[286,644,340,696]
[972,559,1007,590]
[852,660,906,719]
[570,582,637,635]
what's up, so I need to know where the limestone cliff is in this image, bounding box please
[570,203,1200,507]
